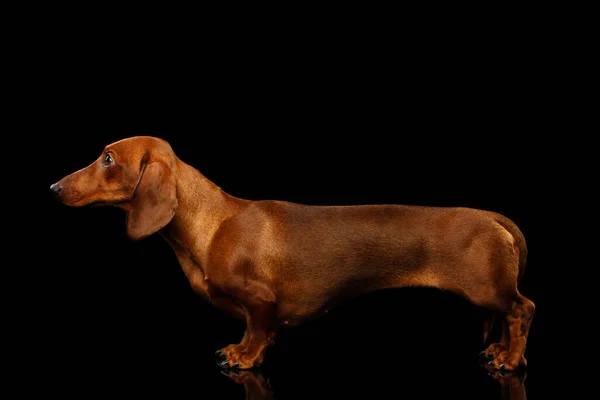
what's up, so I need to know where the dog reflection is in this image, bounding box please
[222,363,527,400]
[221,369,273,400]
[483,362,528,400]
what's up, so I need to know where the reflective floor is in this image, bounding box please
[24,287,542,399]
[220,361,528,400]
[26,345,533,399]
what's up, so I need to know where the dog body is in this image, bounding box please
[51,136,535,370]
[193,200,522,326]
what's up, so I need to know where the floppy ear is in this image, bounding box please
[126,161,177,240]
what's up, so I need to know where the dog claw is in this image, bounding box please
[232,362,239,369]
[215,350,223,356]
[487,361,494,366]
[221,369,239,377]
[217,360,229,367]
[499,364,505,370]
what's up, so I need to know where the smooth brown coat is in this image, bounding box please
[51,136,535,370]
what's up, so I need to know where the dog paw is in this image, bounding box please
[480,343,507,360]
[216,343,246,361]
[486,351,525,371]
[217,349,265,370]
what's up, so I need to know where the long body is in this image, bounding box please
[51,136,535,371]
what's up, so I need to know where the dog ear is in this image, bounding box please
[126,161,177,240]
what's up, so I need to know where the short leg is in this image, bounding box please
[217,329,250,363]
[218,282,277,369]
[217,322,275,361]
[482,318,510,359]
[489,293,535,370]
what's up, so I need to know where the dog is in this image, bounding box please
[50,136,534,370]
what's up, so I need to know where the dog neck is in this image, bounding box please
[161,158,247,269]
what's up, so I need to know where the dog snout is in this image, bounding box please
[50,182,62,197]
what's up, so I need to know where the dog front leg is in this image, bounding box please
[218,282,277,370]
[216,329,249,362]
[216,322,277,365]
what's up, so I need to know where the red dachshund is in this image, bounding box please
[50,136,534,370]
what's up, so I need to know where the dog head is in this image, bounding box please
[51,136,178,240]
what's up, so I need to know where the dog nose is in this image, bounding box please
[50,183,62,196]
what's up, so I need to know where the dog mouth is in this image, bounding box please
[87,198,131,208]
[59,191,130,208]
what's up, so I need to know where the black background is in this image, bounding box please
[13,12,545,399]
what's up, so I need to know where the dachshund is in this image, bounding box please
[50,136,535,370]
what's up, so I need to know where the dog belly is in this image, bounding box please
[276,299,329,326]
[273,271,393,326]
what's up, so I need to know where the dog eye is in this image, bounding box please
[103,154,113,166]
